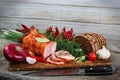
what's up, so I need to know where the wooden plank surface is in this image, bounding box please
[8,59,112,71]
[0,0,120,52]
[0,20,120,42]
[0,0,120,80]
[0,17,120,53]
[0,1,120,24]
[0,17,120,41]
[1,0,120,8]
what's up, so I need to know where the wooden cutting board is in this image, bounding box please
[8,59,112,71]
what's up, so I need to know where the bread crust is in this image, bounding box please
[76,32,107,54]
[76,34,93,54]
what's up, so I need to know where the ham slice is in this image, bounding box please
[51,53,64,62]
[55,50,75,61]
[22,29,57,59]
[46,50,75,65]
[47,55,65,65]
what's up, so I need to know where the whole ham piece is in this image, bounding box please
[22,29,57,59]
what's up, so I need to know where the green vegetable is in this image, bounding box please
[45,27,86,59]
[0,28,24,42]
[76,55,86,63]
[35,37,50,42]
[0,26,86,62]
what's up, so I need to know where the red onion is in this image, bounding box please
[3,43,28,63]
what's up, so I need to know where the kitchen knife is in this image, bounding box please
[22,66,116,76]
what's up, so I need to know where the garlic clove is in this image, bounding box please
[96,46,111,60]
[26,57,36,64]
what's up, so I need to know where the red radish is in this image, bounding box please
[3,43,27,63]
[54,50,75,62]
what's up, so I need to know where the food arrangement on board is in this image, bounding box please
[0,24,112,71]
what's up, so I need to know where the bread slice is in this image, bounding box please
[88,33,98,52]
[92,33,100,50]
[97,34,107,48]
[100,34,107,46]
[93,33,99,51]
[81,33,94,52]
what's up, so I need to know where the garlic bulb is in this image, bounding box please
[96,46,111,59]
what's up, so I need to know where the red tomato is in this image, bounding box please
[88,52,97,61]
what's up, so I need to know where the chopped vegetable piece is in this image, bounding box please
[88,52,97,61]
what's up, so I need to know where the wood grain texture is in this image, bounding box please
[0,0,120,51]
[1,0,120,8]
[0,0,120,79]
[8,59,112,71]
[0,1,120,24]
[0,17,120,43]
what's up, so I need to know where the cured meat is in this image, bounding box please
[46,50,75,65]
[47,55,65,65]
[51,53,64,62]
[22,29,57,59]
[54,50,75,62]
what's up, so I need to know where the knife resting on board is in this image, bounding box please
[22,66,116,76]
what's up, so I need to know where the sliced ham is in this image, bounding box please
[22,29,57,59]
[47,55,65,65]
[46,50,75,65]
[55,50,75,62]
[51,53,64,62]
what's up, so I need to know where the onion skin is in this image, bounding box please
[3,43,27,63]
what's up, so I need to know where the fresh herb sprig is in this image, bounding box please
[0,28,24,42]
[45,27,86,60]
[0,25,86,62]
[0,24,35,42]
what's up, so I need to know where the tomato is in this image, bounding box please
[88,52,97,61]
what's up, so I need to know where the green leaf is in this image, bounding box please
[76,55,86,63]
[35,37,50,42]
[44,28,86,58]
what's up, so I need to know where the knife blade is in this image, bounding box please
[22,66,116,76]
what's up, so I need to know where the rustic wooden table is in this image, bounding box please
[0,0,120,80]
[0,39,120,80]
